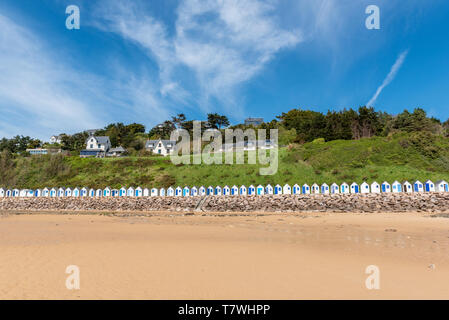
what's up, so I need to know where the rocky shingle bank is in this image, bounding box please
[1,193,449,213]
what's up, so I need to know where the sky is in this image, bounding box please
[0,0,449,140]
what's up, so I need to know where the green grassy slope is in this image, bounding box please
[3,132,449,189]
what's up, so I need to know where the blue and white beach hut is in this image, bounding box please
[302,184,310,194]
[370,182,380,193]
[199,186,206,196]
[265,184,273,195]
[248,185,255,196]
[12,189,19,197]
[159,188,166,197]
[50,188,57,197]
[57,188,65,197]
[381,182,391,193]
[151,188,158,197]
[425,180,435,192]
[331,183,339,194]
[283,184,291,194]
[240,185,248,195]
[89,188,96,197]
[311,183,320,194]
[96,189,102,197]
[111,189,119,197]
[256,185,264,195]
[27,190,34,197]
[119,187,127,197]
[73,188,80,197]
[231,185,239,195]
[293,184,301,195]
[167,187,175,197]
[81,187,88,197]
[143,188,150,197]
[0,188,4,198]
[34,189,42,197]
[6,189,12,197]
[42,188,50,197]
[103,187,111,197]
[274,184,282,195]
[436,180,449,192]
[127,187,135,197]
[321,183,329,194]
[191,186,198,196]
[215,186,222,196]
[19,189,27,197]
[223,186,231,196]
[340,183,349,194]
[207,186,214,195]
[403,181,413,193]
[64,188,72,197]
[392,181,402,193]
[183,186,190,197]
[361,182,370,194]
[350,183,359,194]
[135,187,143,197]
[414,180,424,192]
[175,186,182,197]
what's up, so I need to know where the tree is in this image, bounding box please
[207,113,230,129]
[171,114,186,129]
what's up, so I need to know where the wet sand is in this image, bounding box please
[0,211,448,299]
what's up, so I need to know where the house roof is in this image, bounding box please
[145,139,176,149]
[109,146,126,152]
[86,136,110,145]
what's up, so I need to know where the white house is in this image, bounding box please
[381,182,391,193]
[103,187,111,197]
[135,187,143,197]
[80,136,112,157]
[96,189,102,197]
[331,183,339,194]
[119,187,127,197]
[159,188,166,197]
[0,188,5,197]
[239,185,247,195]
[256,185,264,195]
[145,139,176,156]
[207,186,214,195]
[191,186,198,196]
[425,180,435,192]
[248,185,255,196]
[223,186,231,196]
[215,186,222,195]
[274,184,282,195]
[403,181,413,193]
[42,188,50,197]
[436,180,449,192]
[183,186,190,197]
[231,185,239,196]
[151,188,158,197]
[311,183,320,194]
[414,180,424,192]
[293,184,301,195]
[283,184,291,195]
[302,184,310,194]
[265,184,274,195]
[175,187,182,197]
[321,183,329,194]
[199,186,206,196]
[392,181,402,193]
[65,188,72,197]
[50,188,57,197]
[350,183,359,194]
[361,182,370,194]
[143,188,150,197]
[127,187,135,197]
[370,182,380,193]
[340,183,349,194]
[57,188,65,197]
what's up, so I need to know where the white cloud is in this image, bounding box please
[367,50,408,107]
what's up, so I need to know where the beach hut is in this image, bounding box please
[274,184,282,195]
[265,184,273,195]
[12,189,19,197]
[183,186,190,197]
[42,188,50,197]
[311,183,320,194]
[88,188,95,197]
[27,190,34,197]
[381,182,391,193]
[302,184,310,195]
[72,188,80,197]
[350,183,359,194]
[0,188,4,198]
[127,187,135,197]
[240,185,247,195]
[103,187,111,197]
[57,188,65,197]
[321,183,329,194]
[436,180,449,192]
[223,186,231,196]
[111,189,119,197]
[199,186,206,196]
[6,189,12,197]
[80,187,88,197]
[360,182,370,194]
[34,189,42,197]
[135,187,143,197]
[95,189,102,197]
[159,188,166,197]
[392,181,402,193]
[143,188,150,197]
[65,188,72,197]
[191,186,198,196]
[370,182,380,193]
[256,185,265,195]
[283,184,291,195]
[248,185,255,196]
[231,185,239,195]
[207,186,214,195]
[50,188,57,197]
[215,186,222,196]
[291,184,299,195]
[151,188,158,197]
[331,183,339,194]
[167,187,175,197]
[414,180,424,192]
[19,189,27,197]
[425,180,435,192]
[119,187,127,197]
[340,183,349,194]
[403,181,413,193]
[174,187,182,197]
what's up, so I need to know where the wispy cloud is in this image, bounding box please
[367,50,409,107]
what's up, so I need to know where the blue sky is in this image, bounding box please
[1,0,448,140]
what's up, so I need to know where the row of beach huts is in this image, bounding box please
[0,180,448,198]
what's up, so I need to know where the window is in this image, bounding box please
[158,150,161,154]
[98,144,101,148]
[159,143,162,147]
[90,144,93,148]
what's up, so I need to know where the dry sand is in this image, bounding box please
[0,211,449,299]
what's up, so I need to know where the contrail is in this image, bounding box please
[367,50,408,107]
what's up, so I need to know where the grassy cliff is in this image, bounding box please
[2,132,449,189]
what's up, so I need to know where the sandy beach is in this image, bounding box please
[1,211,448,299]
